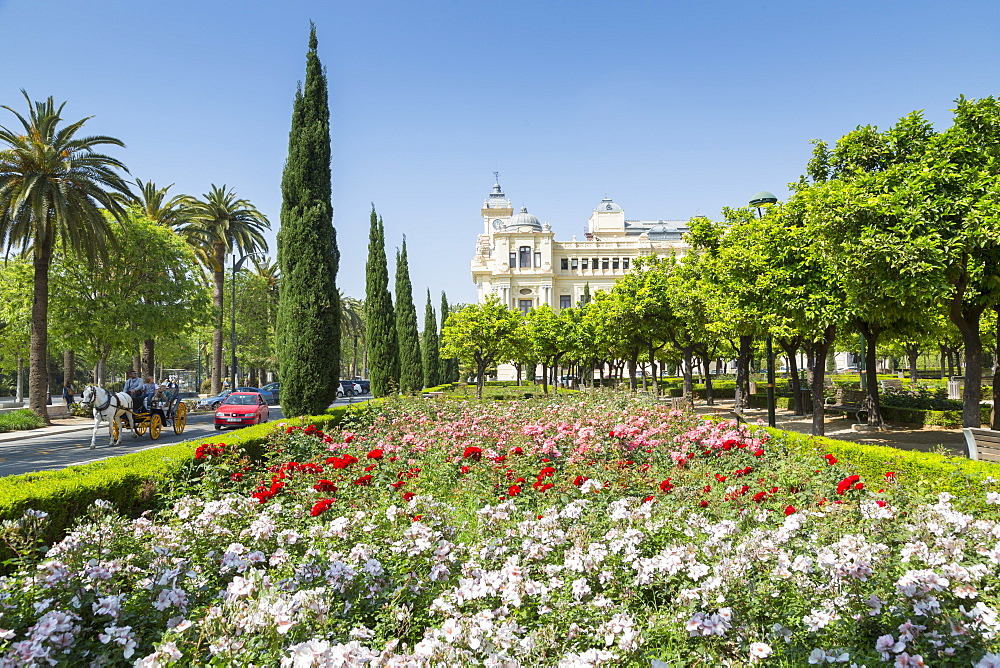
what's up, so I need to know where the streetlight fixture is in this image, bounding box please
[750,191,778,428]
[231,251,266,392]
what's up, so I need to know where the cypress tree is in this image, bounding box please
[581,282,592,306]
[394,238,423,393]
[439,291,458,382]
[365,207,399,396]
[422,289,441,388]
[276,23,340,416]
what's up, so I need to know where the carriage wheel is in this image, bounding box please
[134,418,147,437]
[173,402,187,434]
[149,414,162,440]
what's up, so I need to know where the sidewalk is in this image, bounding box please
[0,415,94,444]
[694,399,966,456]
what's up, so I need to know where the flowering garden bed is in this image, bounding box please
[2,395,1000,666]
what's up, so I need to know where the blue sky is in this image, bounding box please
[2,0,999,305]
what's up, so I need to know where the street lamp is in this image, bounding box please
[231,251,266,392]
[750,192,778,428]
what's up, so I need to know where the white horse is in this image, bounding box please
[79,385,133,449]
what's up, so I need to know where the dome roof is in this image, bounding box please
[596,197,622,212]
[507,206,542,230]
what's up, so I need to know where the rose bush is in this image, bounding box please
[0,395,998,666]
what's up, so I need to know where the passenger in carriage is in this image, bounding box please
[139,376,157,411]
[157,376,179,405]
[123,370,143,408]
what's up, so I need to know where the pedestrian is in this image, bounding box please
[62,381,75,406]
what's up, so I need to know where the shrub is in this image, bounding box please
[0,409,44,432]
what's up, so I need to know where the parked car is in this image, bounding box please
[197,390,231,411]
[214,392,269,430]
[197,386,273,410]
[260,382,280,404]
[335,380,371,397]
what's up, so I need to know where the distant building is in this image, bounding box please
[471,177,691,313]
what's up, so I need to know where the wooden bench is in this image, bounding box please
[671,396,694,411]
[824,388,869,424]
[962,428,1000,462]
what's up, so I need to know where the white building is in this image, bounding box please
[471,178,692,314]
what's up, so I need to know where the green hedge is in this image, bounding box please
[0,401,385,561]
[764,427,1000,496]
[877,404,990,428]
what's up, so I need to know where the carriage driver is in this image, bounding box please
[123,370,143,408]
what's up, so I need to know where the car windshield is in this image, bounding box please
[223,395,257,405]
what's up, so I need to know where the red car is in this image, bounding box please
[214,392,269,430]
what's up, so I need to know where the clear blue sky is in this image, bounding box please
[2,0,999,306]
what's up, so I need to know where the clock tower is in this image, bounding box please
[481,172,513,235]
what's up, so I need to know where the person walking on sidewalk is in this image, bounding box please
[62,382,75,406]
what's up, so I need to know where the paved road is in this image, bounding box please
[0,396,370,477]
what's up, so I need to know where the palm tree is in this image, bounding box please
[179,185,269,394]
[133,179,194,228]
[339,292,365,378]
[0,92,131,420]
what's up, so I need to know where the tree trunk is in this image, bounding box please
[15,356,23,403]
[701,353,715,405]
[734,335,753,414]
[811,325,836,436]
[950,297,984,429]
[856,320,883,426]
[212,244,227,395]
[475,357,486,399]
[62,349,74,389]
[682,348,694,398]
[778,338,804,416]
[142,339,155,379]
[541,362,549,395]
[29,245,51,422]
[627,354,638,392]
[132,353,141,376]
[904,344,920,384]
[649,345,659,397]
[98,344,112,386]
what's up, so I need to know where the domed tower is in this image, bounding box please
[587,196,626,237]
[507,206,543,232]
[482,174,513,236]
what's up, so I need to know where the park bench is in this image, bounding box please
[880,378,904,392]
[824,388,869,424]
[422,391,445,399]
[962,428,1000,462]
[670,396,694,411]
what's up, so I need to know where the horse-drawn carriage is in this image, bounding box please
[112,391,187,442]
[81,384,187,448]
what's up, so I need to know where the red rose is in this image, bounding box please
[876,499,887,507]
[310,498,334,516]
[538,467,556,477]
[854,482,864,491]
[784,505,796,516]
[460,465,471,474]
[344,433,355,443]
[715,474,727,483]
[573,475,588,486]
[884,471,896,479]
[703,485,711,493]
[836,474,861,495]
[353,475,373,486]
[367,449,384,460]
[391,481,406,489]
[313,480,337,493]
[642,495,655,504]
[753,449,765,457]
[402,491,415,501]
[510,447,524,455]
[412,515,422,521]
[659,479,674,493]
[463,446,482,460]
[508,485,521,496]
[364,464,377,472]
[538,483,554,492]
[699,500,709,507]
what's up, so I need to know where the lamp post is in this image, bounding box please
[231,251,265,392]
[750,191,779,428]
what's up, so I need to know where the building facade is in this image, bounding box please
[471,178,692,313]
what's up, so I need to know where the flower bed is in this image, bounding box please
[1,396,1000,666]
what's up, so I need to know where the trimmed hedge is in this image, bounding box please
[0,401,385,561]
[764,427,1000,497]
